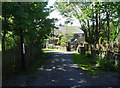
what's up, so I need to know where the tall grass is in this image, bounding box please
[72,52,117,75]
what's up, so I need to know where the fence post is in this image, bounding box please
[17,2,26,71]
[117,40,120,72]
[117,54,120,72]
[78,46,85,55]
[67,42,71,51]
[84,44,88,51]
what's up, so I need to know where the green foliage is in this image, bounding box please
[57,33,63,45]
[56,2,120,44]
[96,59,116,71]
[16,51,51,75]
[60,28,73,43]
[2,2,57,78]
[57,38,60,45]
[118,33,120,41]
[61,42,67,47]
[85,51,91,58]
[2,2,57,50]
[99,36,103,44]
[47,44,55,49]
[83,41,88,44]
[72,52,117,75]
[28,51,51,74]
[103,38,108,44]
[72,52,102,75]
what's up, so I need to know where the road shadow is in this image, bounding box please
[2,50,120,87]
[24,50,90,87]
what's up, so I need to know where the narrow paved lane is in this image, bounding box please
[24,50,119,87]
[3,50,120,87]
[25,50,91,87]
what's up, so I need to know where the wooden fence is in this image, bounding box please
[2,46,40,80]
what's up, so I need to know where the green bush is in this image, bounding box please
[85,51,91,58]
[97,59,116,71]
[83,41,88,44]
[57,38,60,45]
[99,36,103,44]
[57,33,64,45]
[61,42,67,47]
[48,44,55,49]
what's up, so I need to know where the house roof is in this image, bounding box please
[52,29,62,35]
[54,26,84,35]
[50,26,84,40]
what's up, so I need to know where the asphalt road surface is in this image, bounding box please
[3,50,120,87]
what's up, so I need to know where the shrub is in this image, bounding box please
[85,51,91,58]
[57,38,60,45]
[57,33,64,45]
[99,36,103,44]
[48,44,55,49]
[83,41,88,44]
[97,59,116,71]
[61,42,67,47]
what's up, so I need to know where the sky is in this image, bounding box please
[47,0,81,26]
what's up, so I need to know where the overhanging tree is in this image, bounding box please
[2,2,57,71]
[55,2,120,44]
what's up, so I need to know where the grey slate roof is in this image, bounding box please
[54,26,84,35]
[50,26,84,40]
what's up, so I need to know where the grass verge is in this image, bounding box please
[28,51,52,74]
[19,51,52,75]
[3,51,52,81]
[72,52,104,76]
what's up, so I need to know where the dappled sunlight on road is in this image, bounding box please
[24,50,90,86]
[19,50,119,87]
[43,50,77,54]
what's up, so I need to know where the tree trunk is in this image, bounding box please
[87,20,91,44]
[84,29,88,42]
[2,30,7,51]
[99,11,101,36]
[20,28,26,71]
[91,3,94,44]
[107,11,110,42]
[95,3,99,43]
[92,21,94,43]
[81,24,88,42]
[87,20,93,57]
[113,28,120,41]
